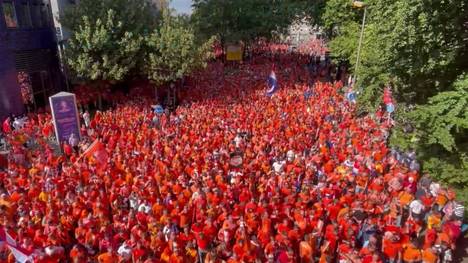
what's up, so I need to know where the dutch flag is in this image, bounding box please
[266,71,278,96]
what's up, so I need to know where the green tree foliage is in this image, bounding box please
[390,74,468,187]
[62,0,158,33]
[66,10,143,82]
[323,0,468,108]
[191,0,314,45]
[63,0,158,83]
[321,0,468,203]
[410,74,468,153]
[145,13,214,85]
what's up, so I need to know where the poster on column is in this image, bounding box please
[49,92,81,145]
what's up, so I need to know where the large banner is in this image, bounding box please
[49,92,81,145]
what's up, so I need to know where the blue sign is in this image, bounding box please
[154,105,164,114]
[386,103,395,113]
[49,92,81,144]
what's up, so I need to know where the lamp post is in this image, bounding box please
[353,1,367,84]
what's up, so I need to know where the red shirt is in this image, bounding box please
[277,251,290,263]
[63,143,73,156]
[132,248,146,261]
[196,234,209,250]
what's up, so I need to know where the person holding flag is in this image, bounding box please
[346,87,357,104]
[2,117,12,134]
[383,86,395,114]
[0,227,34,263]
[266,67,279,96]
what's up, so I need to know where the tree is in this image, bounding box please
[321,0,468,205]
[63,0,158,84]
[191,0,313,47]
[66,10,143,82]
[322,0,468,108]
[144,12,214,85]
[62,0,158,33]
[389,73,468,202]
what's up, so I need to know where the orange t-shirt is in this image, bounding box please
[299,241,313,260]
[170,253,184,263]
[402,245,422,262]
[383,239,401,259]
[97,253,118,263]
[399,192,414,206]
[422,248,438,263]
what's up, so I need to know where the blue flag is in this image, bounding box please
[266,71,278,96]
[346,91,357,102]
[153,105,164,114]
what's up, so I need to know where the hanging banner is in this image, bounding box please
[49,92,81,145]
[226,45,243,61]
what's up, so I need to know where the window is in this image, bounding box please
[31,71,52,109]
[55,26,62,40]
[17,71,33,104]
[32,3,42,27]
[18,2,32,28]
[40,3,50,27]
[2,2,18,28]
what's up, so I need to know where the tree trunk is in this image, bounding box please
[221,36,226,64]
[98,93,103,110]
[94,81,104,110]
[154,86,158,103]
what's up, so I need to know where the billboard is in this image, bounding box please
[49,92,81,145]
[226,45,243,61]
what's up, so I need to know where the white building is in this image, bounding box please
[49,0,76,89]
[283,18,324,47]
[49,0,74,43]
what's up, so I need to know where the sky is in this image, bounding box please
[169,0,193,14]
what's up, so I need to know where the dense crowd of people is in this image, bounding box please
[0,51,465,263]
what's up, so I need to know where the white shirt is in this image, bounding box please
[118,243,132,260]
[272,161,285,173]
[409,200,424,214]
[138,203,151,214]
[429,182,440,197]
[163,225,172,242]
[83,112,90,127]
[234,136,242,148]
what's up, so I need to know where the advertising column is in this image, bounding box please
[49,92,81,145]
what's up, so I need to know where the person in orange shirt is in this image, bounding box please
[382,232,402,263]
[402,240,422,263]
[97,248,118,263]
[169,245,185,263]
[398,188,414,207]
[427,209,442,230]
[299,234,313,263]
[422,246,438,263]
[70,245,85,263]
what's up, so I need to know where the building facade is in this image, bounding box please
[0,0,62,121]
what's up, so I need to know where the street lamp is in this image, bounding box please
[352,1,367,85]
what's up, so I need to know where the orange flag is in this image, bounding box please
[79,140,109,171]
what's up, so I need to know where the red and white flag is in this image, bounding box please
[0,227,33,263]
[0,226,17,246]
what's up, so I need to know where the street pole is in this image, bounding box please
[353,5,367,84]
